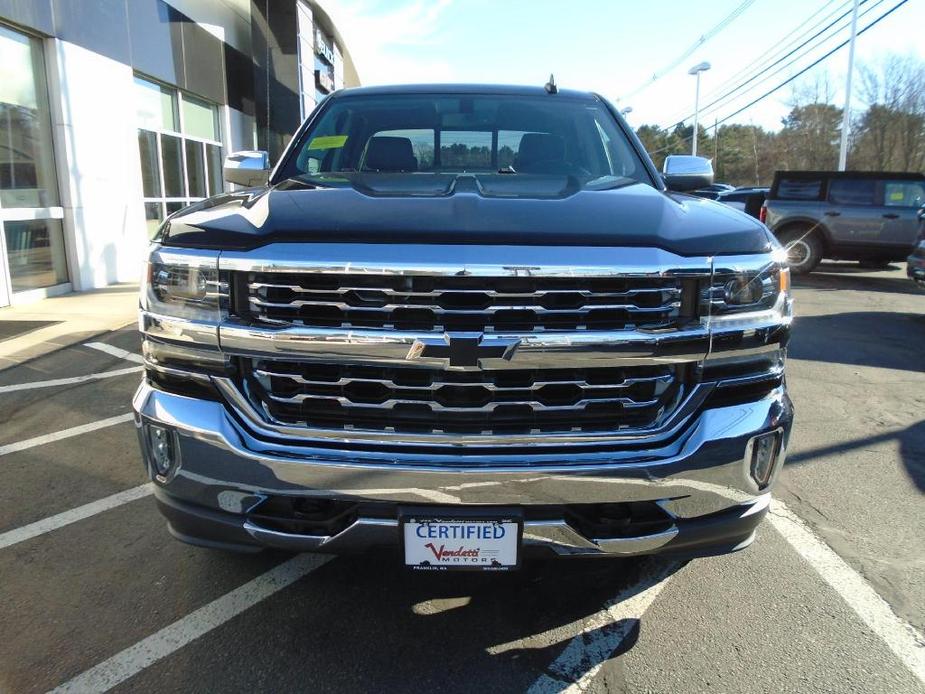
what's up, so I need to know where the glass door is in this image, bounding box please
[0,24,68,306]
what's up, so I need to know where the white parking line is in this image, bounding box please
[50,553,330,693]
[84,342,145,365]
[0,413,135,457]
[0,366,141,394]
[769,499,925,686]
[0,484,153,550]
[527,560,681,693]
[526,499,925,692]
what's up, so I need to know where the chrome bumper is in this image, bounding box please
[133,380,792,558]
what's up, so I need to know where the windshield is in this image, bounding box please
[276,93,652,194]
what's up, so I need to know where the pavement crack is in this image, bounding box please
[782,488,832,523]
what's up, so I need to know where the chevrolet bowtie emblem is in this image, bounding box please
[406,333,521,368]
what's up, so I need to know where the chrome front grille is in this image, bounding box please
[244,273,683,332]
[244,360,682,435]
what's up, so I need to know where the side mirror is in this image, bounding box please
[662,155,714,192]
[223,150,270,188]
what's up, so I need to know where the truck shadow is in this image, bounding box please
[795,264,922,296]
[785,420,925,493]
[788,310,925,372]
[142,553,685,692]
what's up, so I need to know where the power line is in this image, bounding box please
[705,0,905,128]
[704,0,847,101]
[661,0,849,125]
[618,0,758,102]
[668,0,886,129]
[644,0,911,157]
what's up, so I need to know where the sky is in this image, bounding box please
[325,0,924,133]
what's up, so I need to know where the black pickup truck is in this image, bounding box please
[134,84,793,571]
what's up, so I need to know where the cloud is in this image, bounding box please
[322,0,456,85]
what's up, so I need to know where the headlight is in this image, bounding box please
[705,261,790,317]
[141,247,227,322]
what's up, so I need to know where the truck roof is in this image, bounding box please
[772,170,925,181]
[333,83,600,101]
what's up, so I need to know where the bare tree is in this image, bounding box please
[853,55,925,171]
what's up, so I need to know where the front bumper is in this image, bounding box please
[132,379,793,559]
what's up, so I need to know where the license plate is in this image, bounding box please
[401,515,521,571]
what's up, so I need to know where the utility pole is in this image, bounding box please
[688,62,711,157]
[713,116,718,165]
[838,0,860,171]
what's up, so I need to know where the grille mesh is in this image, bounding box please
[244,273,683,332]
[245,360,680,435]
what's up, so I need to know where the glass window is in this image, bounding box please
[206,143,223,196]
[4,219,68,291]
[498,130,539,169]
[135,77,178,132]
[182,95,218,141]
[160,134,184,197]
[884,181,925,208]
[185,139,206,197]
[281,94,652,194]
[144,201,163,239]
[371,129,434,169]
[0,25,59,208]
[828,179,877,206]
[134,76,222,237]
[441,131,492,169]
[135,77,224,237]
[138,130,161,197]
[777,178,823,200]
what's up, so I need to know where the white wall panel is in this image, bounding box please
[49,40,147,290]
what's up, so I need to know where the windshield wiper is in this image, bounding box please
[497,166,517,174]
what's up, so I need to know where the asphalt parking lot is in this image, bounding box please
[0,263,923,694]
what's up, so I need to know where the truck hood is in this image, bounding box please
[161,176,773,256]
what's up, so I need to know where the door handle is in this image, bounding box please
[824,211,841,217]
[882,213,900,219]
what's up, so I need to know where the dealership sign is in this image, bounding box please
[315,29,335,64]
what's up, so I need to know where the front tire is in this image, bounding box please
[778,227,823,274]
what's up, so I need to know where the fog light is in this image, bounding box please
[748,430,782,489]
[146,424,178,479]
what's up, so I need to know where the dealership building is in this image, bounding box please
[0,0,359,307]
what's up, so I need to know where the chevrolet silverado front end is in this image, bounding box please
[133,84,793,570]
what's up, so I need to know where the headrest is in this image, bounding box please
[363,136,418,172]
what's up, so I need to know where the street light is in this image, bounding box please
[688,61,711,157]
[620,106,633,116]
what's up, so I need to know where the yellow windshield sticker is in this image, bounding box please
[889,191,904,201]
[308,135,348,150]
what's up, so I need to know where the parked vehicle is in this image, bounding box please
[134,84,793,570]
[908,207,925,289]
[908,241,925,288]
[717,186,769,219]
[689,182,736,200]
[761,170,925,274]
